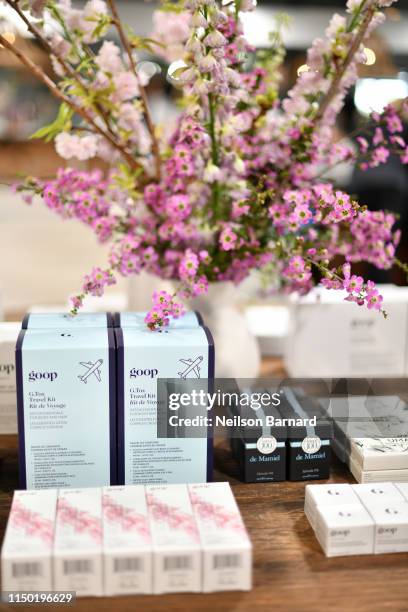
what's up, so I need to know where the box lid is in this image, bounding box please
[114,311,203,328]
[22,312,113,329]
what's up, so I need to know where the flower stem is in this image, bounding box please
[5,0,116,138]
[208,92,222,220]
[0,33,140,171]
[106,0,161,181]
[208,92,219,166]
[315,3,376,123]
[394,257,408,278]
[347,0,368,32]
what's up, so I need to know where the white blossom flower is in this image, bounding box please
[203,30,227,48]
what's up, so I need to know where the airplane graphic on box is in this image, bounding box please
[78,359,103,383]
[178,356,203,379]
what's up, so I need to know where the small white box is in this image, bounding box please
[146,484,201,594]
[363,500,408,554]
[0,323,20,434]
[54,488,103,597]
[1,489,57,591]
[349,454,408,484]
[315,503,375,557]
[352,483,404,507]
[395,483,408,500]
[285,286,408,378]
[102,485,152,595]
[350,438,408,472]
[304,484,360,531]
[189,482,252,592]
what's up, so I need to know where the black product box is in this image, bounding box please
[229,392,287,483]
[279,387,333,482]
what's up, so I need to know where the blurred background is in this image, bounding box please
[0,1,407,337]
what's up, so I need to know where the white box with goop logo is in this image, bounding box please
[315,503,375,557]
[16,326,116,489]
[362,499,408,554]
[115,326,214,485]
[304,483,360,530]
[352,483,405,506]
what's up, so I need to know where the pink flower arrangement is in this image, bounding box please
[4,0,408,328]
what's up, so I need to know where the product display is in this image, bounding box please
[352,484,408,554]
[1,489,57,592]
[315,503,375,557]
[285,286,408,378]
[189,482,252,592]
[329,395,408,483]
[54,487,103,597]
[2,0,408,605]
[304,483,360,530]
[116,325,214,485]
[22,312,113,329]
[306,483,408,557]
[16,326,116,489]
[114,311,204,329]
[1,483,251,598]
[102,485,152,596]
[0,322,20,434]
[280,387,333,481]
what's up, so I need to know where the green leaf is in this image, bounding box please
[112,163,143,198]
[156,0,186,13]
[128,33,165,52]
[30,103,74,142]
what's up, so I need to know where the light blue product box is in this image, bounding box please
[116,326,214,485]
[16,328,116,489]
[113,311,204,329]
[22,312,113,329]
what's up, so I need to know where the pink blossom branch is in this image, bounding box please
[106,0,161,180]
[0,33,140,171]
[5,0,118,139]
[315,4,376,123]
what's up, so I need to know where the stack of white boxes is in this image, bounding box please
[1,482,252,596]
[285,286,408,378]
[305,482,408,556]
[328,395,408,483]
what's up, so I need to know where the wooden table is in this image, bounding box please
[0,438,407,612]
